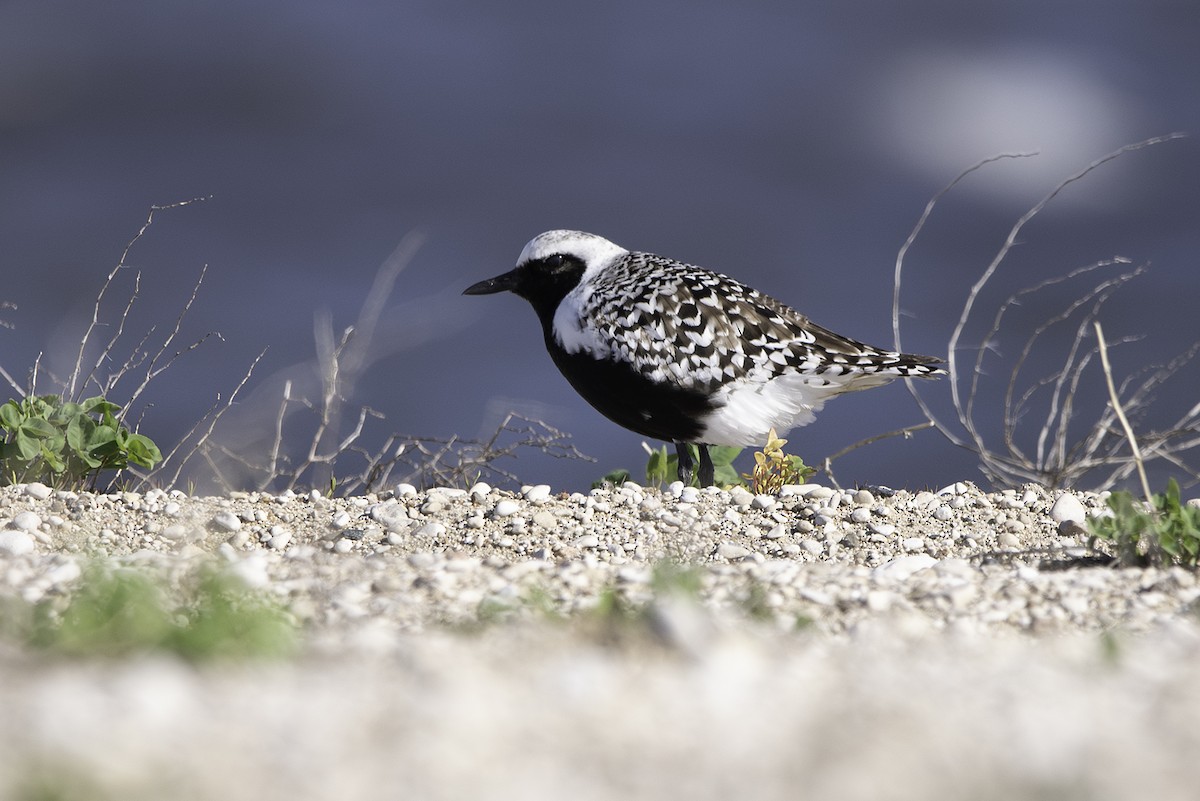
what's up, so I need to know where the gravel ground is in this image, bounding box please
[2,478,1200,800]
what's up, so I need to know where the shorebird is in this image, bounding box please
[464,230,944,486]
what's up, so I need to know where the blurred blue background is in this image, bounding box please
[2,1,1198,492]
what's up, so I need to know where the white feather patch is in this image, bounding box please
[700,371,904,446]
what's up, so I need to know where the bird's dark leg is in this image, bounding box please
[697,444,715,488]
[674,442,695,486]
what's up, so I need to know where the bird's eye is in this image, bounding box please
[544,254,567,269]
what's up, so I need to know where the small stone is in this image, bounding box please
[268,531,292,550]
[24,483,52,500]
[211,511,242,532]
[998,531,1021,549]
[729,487,754,508]
[868,522,896,538]
[394,483,418,497]
[371,504,410,533]
[716,542,752,560]
[679,487,701,504]
[12,511,41,532]
[763,525,787,540]
[492,500,521,518]
[901,537,925,552]
[413,522,447,539]
[1049,494,1087,525]
[751,494,776,510]
[468,481,493,500]
[522,484,553,504]
[873,554,937,581]
[331,511,352,529]
[850,507,872,524]
[163,502,181,516]
[852,489,875,505]
[575,534,601,548]
[333,538,354,553]
[800,539,823,555]
[0,530,35,556]
[932,505,954,521]
[531,511,557,530]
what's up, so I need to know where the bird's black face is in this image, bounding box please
[463,253,587,324]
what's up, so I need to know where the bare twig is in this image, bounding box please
[68,196,210,399]
[821,421,934,490]
[1095,322,1152,503]
[893,133,1196,490]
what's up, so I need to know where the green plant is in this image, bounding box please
[0,395,161,489]
[1088,478,1200,568]
[22,566,294,661]
[743,428,814,494]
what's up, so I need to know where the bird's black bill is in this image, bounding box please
[463,269,519,296]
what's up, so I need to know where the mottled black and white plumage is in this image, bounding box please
[464,230,945,486]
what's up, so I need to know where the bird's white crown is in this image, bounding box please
[518,230,629,280]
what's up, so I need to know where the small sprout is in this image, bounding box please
[744,428,814,494]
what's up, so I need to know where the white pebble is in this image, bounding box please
[394,483,418,497]
[0,530,35,556]
[728,487,754,508]
[1049,493,1087,525]
[933,505,954,521]
[850,507,872,524]
[413,522,446,538]
[575,534,601,548]
[492,499,521,517]
[853,489,875,505]
[24,483,52,500]
[902,537,925,552]
[468,481,492,500]
[371,503,410,532]
[716,542,752,560]
[211,511,242,532]
[331,511,352,529]
[268,531,292,550]
[12,511,41,531]
[522,484,553,504]
[532,511,557,530]
[868,523,896,538]
[751,494,776,510]
[679,486,701,504]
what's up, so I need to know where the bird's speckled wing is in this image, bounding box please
[578,252,938,391]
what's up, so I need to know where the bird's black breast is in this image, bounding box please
[545,337,716,444]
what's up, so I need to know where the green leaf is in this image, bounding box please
[0,401,23,430]
[124,434,162,468]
